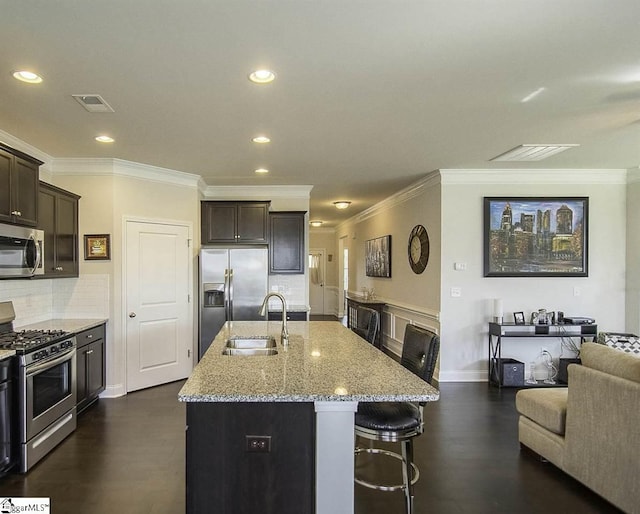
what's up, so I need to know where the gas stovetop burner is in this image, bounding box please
[0,329,71,352]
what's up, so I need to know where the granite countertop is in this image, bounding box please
[0,349,16,361]
[15,319,107,334]
[179,321,440,403]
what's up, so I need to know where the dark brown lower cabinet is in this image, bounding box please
[186,402,315,514]
[267,311,308,321]
[76,324,106,414]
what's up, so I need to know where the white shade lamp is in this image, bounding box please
[493,298,503,324]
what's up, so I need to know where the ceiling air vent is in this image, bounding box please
[72,94,115,113]
[490,144,579,162]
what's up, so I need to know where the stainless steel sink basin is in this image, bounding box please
[224,335,277,349]
[221,347,278,356]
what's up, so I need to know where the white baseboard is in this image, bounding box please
[438,370,488,382]
[100,383,126,398]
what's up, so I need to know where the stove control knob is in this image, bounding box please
[51,346,59,353]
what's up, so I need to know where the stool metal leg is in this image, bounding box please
[401,439,414,514]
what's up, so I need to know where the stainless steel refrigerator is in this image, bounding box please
[199,247,268,358]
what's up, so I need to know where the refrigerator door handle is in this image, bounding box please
[224,269,230,320]
[228,269,234,320]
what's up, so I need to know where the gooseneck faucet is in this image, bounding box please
[259,292,289,347]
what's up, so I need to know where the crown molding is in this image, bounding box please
[50,158,201,188]
[439,168,629,185]
[626,167,640,184]
[0,129,54,170]
[337,171,440,229]
[201,184,313,200]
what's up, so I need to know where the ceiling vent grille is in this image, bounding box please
[490,144,579,162]
[72,94,114,113]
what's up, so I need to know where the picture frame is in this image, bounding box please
[484,197,588,277]
[514,311,525,325]
[84,234,111,260]
[365,235,391,278]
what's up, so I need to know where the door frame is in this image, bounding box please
[309,248,326,315]
[121,215,194,393]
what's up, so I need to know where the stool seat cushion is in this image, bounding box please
[356,402,421,431]
[515,388,568,435]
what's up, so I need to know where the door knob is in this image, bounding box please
[129,312,137,318]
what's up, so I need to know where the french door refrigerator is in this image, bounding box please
[199,247,268,359]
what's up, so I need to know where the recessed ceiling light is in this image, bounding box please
[95,135,115,143]
[252,136,271,144]
[255,168,269,174]
[490,144,580,162]
[12,70,43,84]
[249,69,276,84]
[310,220,323,227]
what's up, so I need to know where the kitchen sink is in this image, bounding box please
[225,335,277,349]
[221,347,278,356]
[222,335,278,356]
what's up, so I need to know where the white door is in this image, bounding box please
[125,220,192,392]
[309,249,325,315]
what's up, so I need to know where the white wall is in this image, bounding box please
[439,169,627,381]
[626,168,640,334]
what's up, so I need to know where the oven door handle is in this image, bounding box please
[26,349,75,377]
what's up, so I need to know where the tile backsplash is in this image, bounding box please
[268,274,307,309]
[0,274,110,326]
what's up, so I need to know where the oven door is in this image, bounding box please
[20,349,76,442]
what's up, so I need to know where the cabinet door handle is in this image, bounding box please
[11,210,21,216]
[86,349,94,355]
[55,266,63,271]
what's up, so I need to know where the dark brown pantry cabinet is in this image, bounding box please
[0,142,42,227]
[201,201,270,244]
[269,211,305,274]
[38,182,80,278]
[76,324,106,414]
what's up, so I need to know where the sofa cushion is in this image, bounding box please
[515,388,568,435]
[581,342,640,383]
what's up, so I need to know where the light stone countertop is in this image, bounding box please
[15,319,107,334]
[179,321,440,403]
[0,349,16,361]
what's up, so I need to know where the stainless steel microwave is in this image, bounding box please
[0,223,44,278]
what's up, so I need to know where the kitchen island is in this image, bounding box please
[179,321,439,514]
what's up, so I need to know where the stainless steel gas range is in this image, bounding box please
[0,301,77,473]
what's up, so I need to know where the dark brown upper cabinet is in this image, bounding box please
[201,201,270,244]
[269,211,306,274]
[0,142,42,227]
[38,181,80,278]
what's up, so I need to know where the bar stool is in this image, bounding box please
[351,306,379,346]
[354,324,440,514]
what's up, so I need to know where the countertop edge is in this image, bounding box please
[179,392,440,403]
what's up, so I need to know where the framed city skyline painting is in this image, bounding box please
[365,235,391,278]
[483,197,588,277]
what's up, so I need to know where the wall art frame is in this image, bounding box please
[365,235,391,278]
[84,234,111,261]
[484,197,588,277]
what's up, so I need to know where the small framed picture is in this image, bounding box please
[514,311,525,325]
[84,234,111,260]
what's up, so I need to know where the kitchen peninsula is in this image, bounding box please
[179,321,439,514]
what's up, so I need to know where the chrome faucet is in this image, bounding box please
[259,292,289,347]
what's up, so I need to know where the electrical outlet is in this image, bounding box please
[246,435,271,453]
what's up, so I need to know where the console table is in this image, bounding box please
[346,296,385,349]
[488,322,597,388]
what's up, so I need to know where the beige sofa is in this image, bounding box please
[516,342,640,514]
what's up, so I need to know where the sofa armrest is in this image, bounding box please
[564,363,640,513]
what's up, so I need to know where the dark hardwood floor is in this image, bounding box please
[0,382,622,513]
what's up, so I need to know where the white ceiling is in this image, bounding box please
[1,1,640,226]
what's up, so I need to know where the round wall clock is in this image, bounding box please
[408,224,429,274]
